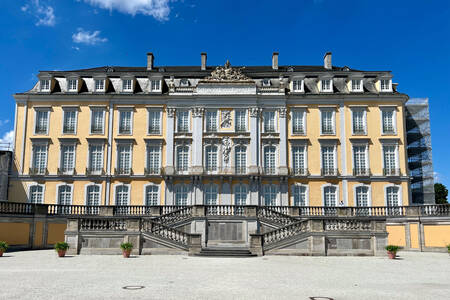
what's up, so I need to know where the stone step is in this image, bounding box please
[195,247,257,257]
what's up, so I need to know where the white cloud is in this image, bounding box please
[21,0,56,27]
[0,130,14,150]
[72,28,108,45]
[82,0,171,21]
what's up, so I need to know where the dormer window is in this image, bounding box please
[180,79,189,87]
[262,79,271,87]
[40,79,50,92]
[351,79,363,92]
[122,79,133,92]
[151,79,161,92]
[321,79,332,92]
[380,79,392,92]
[68,79,78,92]
[95,79,105,92]
[292,79,304,92]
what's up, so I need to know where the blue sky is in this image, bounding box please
[1,0,449,187]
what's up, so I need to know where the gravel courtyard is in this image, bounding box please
[1,250,449,300]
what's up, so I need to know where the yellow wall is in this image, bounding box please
[386,225,406,247]
[33,221,44,247]
[47,223,67,245]
[0,222,30,245]
[409,223,419,249]
[423,225,450,247]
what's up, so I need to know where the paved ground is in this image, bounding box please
[1,250,449,300]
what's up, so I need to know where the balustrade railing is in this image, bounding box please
[47,204,100,215]
[206,205,245,216]
[257,207,296,226]
[141,220,188,246]
[298,206,337,216]
[263,220,309,246]
[80,218,127,231]
[324,219,372,231]
[0,202,33,214]
[420,204,450,216]
[153,206,192,225]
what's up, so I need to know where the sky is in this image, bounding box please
[1,0,449,187]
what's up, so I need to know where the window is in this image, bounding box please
[57,185,72,213]
[63,109,77,134]
[175,184,189,205]
[205,110,218,132]
[292,80,303,92]
[292,145,306,175]
[117,144,132,174]
[383,145,398,175]
[122,79,132,92]
[145,185,159,206]
[176,146,189,172]
[235,109,246,132]
[151,79,160,91]
[263,185,277,206]
[321,145,336,176]
[180,79,189,87]
[321,109,334,134]
[29,185,44,204]
[146,145,161,174]
[94,79,105,91]
[263,111,276,133]
[148,110,161,134]
[321,79,332,92]
[35,110,49,134]
[60,144,75,174]
[380,79,391,92]
[353,145,368,176]
[386,186,400,207]
[262,79,271,87]
[323,186,337,207]
[293,185,307,206]
[205,145,218,172]
[355,186,369,207]
[292,110,305,134]
[351,79,363,92]
[88,144,103,174]
[235,146,247,174]
[40,79,50,92]
[68,79,77,92]
[119,110,132,134]
[352,109,366,134]
[177,110,189,133]
[234,184,248,205]
[115,185,129,206]
[263,146,276,175]
[381,108,395,134]
[86,185,101,210]
[204,184,218,205]
[31,144,47,174]
[90,109,104,134]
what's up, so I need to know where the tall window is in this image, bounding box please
[88,144,103,173]
[115,185,129,206]
[176,146,189,172]
[321,145,336,175]
[63,109,77,134]
[35,110,49,134]
[58,185,72,206]
[381,109,395,134]
[292,146,306,175]
[293,185,307,206]
[151,80,160,91]
[386,186,399,207]
[235,146,247,174]
[263,185,277,206]
[175,184,189,205]
[205,110,218,132]
[86,185,101,207]
[292,110,305,134]
[383,145,398,175]
[263,111,276,133]
[263,146,276,174]
[380,79,391,91]
[235,110,246,132]
[352,109,366,134]
[234,184,247,205]
[148,110,161,134]
[68,79,77,92]
[292,80,303,92]
[95,79,105,91]
[353,145,368,175]
[204,184,218,205]
[205,145,218,172]
[355,186,369,207]
[29,185,44,204]
[321,110,334,134]
[351,79,362,92]
[117,144,132,174]
[146,145,161,174]
[32,144,47,174]
[321,79,332,92]
[91,109,104,134]
[177,110,189,133]
[119,110,132,134]
[323,186,337,206]
[145,185,159,206]
[40,79,50,91]
[60,144,75,174]
[122,79,132,92]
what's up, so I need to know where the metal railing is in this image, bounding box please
[114,168,133,176]
[321,168,338,176]
[289,168,308,176]
[353,168,370,176]
[383,168,401,176]
[29,167,48,175]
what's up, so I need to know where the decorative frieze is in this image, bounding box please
[222,137,232,164]
[249,107,260,118]
[278,107,287,118]
[167,107,176,118]
[191,107,205,118]
[221,110,232,128]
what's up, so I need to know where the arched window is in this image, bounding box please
[86,184,101,214]
[29,185,44,204]
[145,185,159,206]
[115,185,130,214]
[263,184,277,206]
[293,185,307,206]
[355,186,369,207]
[58,185,72,205]
[175,184,189,205]
[386,186,400,207]
[263,146,276,175]
[323,186,337,207]
[176,146,189,172]
[235,146,247,174]
[204,184,218,205]
[205,145,218,172]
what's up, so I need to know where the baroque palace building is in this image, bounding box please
[9,52,411,208]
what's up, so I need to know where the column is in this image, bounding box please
[194,177,203,205]
[249,107,260,174]
[278,107,288,176]
[165,108,176,175]
[191,107,204,174]
[339,102,348,205]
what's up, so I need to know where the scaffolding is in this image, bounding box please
[405,98,435,204]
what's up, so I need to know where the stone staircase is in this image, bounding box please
[195,247,257,257]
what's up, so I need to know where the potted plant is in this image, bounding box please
[447,244,450,256]
[385,245,400,259]
[120,242,133,258]
[0,241,8,257]
[54,242,70,257]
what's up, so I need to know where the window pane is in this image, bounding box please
[89,145,103,172]
[32,145,47,173]
[118,144,132,173]
[205,145,218,171]
[263,111,275,133]
[234,184,247,205]
[206,111,217,132]
[264,146,276,174]
[321,110,334,134]
[292,146,305,174]
[264,185,277,206]
[36,111,48,134]
[235,146,247,174]
[145,185,159,206]
[176,146,189,171]
[292,110,304,134]
[293,185,306,206]
[324,186,336,206]
[148,110,161,134]
[235,110,246,132]
[91,110,104,133]
[205,184,218,205]
[146,146,160,174]
[177,110,189,132]
[61,145,75,173]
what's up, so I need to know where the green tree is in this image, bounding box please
[435,183,448,204]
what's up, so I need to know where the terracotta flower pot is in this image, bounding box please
[57,250,66,257]
[0,250,4,257]
[387,251,396,259]
[123,250,131,258]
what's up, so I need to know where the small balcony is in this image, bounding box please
[235,127,247,133]
[34,127,47,135]
[321,168,338,176]
[147,128,161,135]
[383,168,401,176]
[118,127,131,135]
[352,128,366,135]
[353,168,370,176]
[115,168,133,176]
[29,167,48,175]
[85,168,105,176]
[63,126,76,134]
[144,167,161,175]
[57,168,76,176]
[290,168,308,176]
[261,166,277,176]
[90,126,104,134]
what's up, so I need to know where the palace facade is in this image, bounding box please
[9,52,410,208]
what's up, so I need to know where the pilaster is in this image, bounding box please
[165,107,175,175]
[249,107,260,174]
[278,107,288,175]
[191,107,204,173]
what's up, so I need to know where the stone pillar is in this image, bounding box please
[165,180,174,205]
[278,108,288,176]
[249,107,260,174]
[125,219,141,255]
[249,177,259,205]
[188,233,202,255]
[165,108,176,175]
[244,205,258,217]
[249,234,263,256]
[65,219,80,255]
[99,206,114,216]
[194,178,203,205]
[191,107,204,174]
[221,181,232,205]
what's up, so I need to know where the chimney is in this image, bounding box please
[272,52,279,70]
[324,52,332,70]
[147,52,154,71]
[201,52,207,71]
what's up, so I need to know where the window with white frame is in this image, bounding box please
[122,79,132,92]
[292,79,303,92]
[263,110,276,133]
[88,144,103,173]
[204,184,218,205]
[263,146,276,174]
[90,109,104,134]
[234,184,247,205]
[86,185,101,207]
[175,184,189,205]
[321,79,332,92]
[148,110,161,134]
[235,146,247,174]
[292,145,306,175]
[205,110,218,132]
[117,144,132,174]
[353,145,368,175]
[115,185,129,206]
[40,79,50,92]
[323,186,337,206]
[292,110,305,134]
[293,185,307,206]
[151,79,161,91]
[321,109,334,134]
[380,79,391,92]
[94,79,105,92]
[119,110,132,134]
[63,109,77,134]
[352,109,366,134]
[321,145,336,175]
[263,184,277,206]
[35,110,49,134]
[205,145,218,172]
[176,146,189,172]
[60,144,75,174]
[57,185,72,206]
[146,145,161,174]
[235,109,247,132]
[383,145,398,175]
[177,110,189,133]
[29,185,44,203]
[351,79,363,92]
[31,144,47,174]
[68,79,78,92]
[386,186,400,207]
[381,108,395,134]
[355,186,369,207]
[145,185,159,206]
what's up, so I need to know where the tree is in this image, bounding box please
[435,183,448,204]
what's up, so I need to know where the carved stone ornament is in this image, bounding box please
[191,107,204,118]
[167,107,176,118]
[204,60,252,82]
[249,107,260,118]
[168,77,175,92]
[221,110,232,128]
[222,137,232,163]
[278,107,287,118]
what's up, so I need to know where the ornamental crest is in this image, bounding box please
[204,60,252,82]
